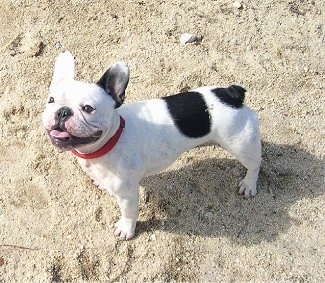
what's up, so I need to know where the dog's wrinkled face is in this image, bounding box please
[42,51,129,151]
[42,80,111,150]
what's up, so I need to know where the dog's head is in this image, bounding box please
[42,51,129,151]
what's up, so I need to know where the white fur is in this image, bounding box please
[42,52,261,240]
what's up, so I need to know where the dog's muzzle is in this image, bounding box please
[47,106,102,150]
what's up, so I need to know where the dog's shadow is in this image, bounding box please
[137,141,324,245]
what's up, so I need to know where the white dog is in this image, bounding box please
[42,51,261,240]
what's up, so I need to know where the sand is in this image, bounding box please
[0,0,324,282]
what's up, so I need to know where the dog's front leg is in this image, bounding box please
[114,187,139,240]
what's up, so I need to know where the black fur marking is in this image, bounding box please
[97,64,129,109]
[211,85,246,108]
[162,91,211,138]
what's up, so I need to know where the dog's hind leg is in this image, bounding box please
[227,130,261,198]
[216,112,261,198]
[237,154,261,198]
[225,138,261,198]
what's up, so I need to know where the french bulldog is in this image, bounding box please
[42,51,261,240]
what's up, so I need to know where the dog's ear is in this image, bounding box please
[50,51,75,90]
[97,62,130,108]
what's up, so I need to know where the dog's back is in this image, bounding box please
[118,86,260,182]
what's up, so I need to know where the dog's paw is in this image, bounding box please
[238,179,257,198]
[114,218,136,240]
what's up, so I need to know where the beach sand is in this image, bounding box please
[0,0,324,281]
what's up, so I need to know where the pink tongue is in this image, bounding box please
[50,129,71,139]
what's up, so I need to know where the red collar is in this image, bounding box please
[71,116,125,159]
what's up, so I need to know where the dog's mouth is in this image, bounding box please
[48,127,102,150]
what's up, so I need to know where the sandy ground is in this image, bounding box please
[0,0,324,282]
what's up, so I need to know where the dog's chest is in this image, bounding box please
[78,159,120,195]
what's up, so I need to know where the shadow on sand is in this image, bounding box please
[137,141,324,245]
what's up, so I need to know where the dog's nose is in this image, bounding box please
[55,106,73,122]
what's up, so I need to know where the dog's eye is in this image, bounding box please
[82,105,95,113]
[48,97,54,103]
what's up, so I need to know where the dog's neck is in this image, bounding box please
[72,113,123,156]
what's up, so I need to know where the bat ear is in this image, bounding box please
[50,51,75,91]
[97,62,130,108]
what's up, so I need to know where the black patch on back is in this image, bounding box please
[211,85,246,108]
[162,91,211,138]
